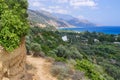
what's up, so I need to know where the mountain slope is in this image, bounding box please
[53,13,74,21]
[67,18,96,27]
[53,13,96,27]
[28,9,96,28]
[28,10,73,28]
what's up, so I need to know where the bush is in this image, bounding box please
[45,57,55,63]
[51,62,73,80]
[75,59,106,80]
[31,43,41,52]
[52,45,83,60]
[72,70,85,80]
[100,62,120,80]
[0,0,29,51]
[31,43,45,57]
[32,52,45,57]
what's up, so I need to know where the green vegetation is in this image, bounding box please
[26,26,120,80]
[75,59,114,80]
[1,0,120,80]
[0,0,29,51]
[51,62,72,80]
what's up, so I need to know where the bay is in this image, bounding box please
[60,26,120,34]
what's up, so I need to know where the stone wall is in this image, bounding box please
[0,38,27,80]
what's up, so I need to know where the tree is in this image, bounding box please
[0,0,29,51]
[0,0,29,80]
[31,42,44,57]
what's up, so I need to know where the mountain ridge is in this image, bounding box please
[28,9,96,28]
[28,9,74,28]
[53,13,96,27]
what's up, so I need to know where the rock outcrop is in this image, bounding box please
[0,38,27,80]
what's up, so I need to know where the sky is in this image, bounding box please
[28,0,120,26]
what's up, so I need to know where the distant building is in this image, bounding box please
[94,39,100,43]
[62,36,68,41]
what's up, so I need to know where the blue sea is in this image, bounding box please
[60,26,120,34]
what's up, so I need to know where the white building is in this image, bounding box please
[94,39,100,43]
[62,36,68,41]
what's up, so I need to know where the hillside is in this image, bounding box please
[53,13,96,27]
[26,9,120,80]
[28,9,96,28]
[26,26,120,80]
[28,9,73,28]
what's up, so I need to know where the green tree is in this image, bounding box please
[31,42,44,57]
[0,0,29,51]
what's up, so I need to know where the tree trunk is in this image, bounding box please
[0,37,27,80]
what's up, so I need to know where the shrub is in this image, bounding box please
[53,45,83,60]
[45,57,55,63]
[31,43,45,57]
[75,59,106,80]
[0,0,29,51]
[51,62,73,80]
[72,70,85,80]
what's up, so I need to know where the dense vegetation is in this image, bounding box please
[0,0,29,51]
[2,0,120,80]
[26,26,120,80]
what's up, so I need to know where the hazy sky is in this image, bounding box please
[28,0,120,26]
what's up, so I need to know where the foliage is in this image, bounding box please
[75,59,113,80]
[72,70,86,80]
[26,26,120,80]
[49,45,83,60]
[26,26,65,54]
[31,43,42,52]
[0,0,29,51]
[100,62,120,80]
[51,62,73,80]
[30,42,45,57]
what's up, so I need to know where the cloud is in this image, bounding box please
[32,1,41,7]
[46,0,97,8]
[28,0,97,7]
[55,9,68,14]
[70,0,97,7]
[28,0,98,13]
[28,0,45,9]
[57,0,69,3]
[41,6,69,14]
[50,0,97,7]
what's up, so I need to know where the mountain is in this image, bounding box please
[67,18,96,27]
[28,9,96,28]
[53,13,74,21]
[53,13,96,27]
[28,9,73,28]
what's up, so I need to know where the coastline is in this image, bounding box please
[58,27,84,29]
[58,26,120,35]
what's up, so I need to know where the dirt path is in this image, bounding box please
[27,56,57,80]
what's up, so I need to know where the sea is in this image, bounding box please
[60,26,120,35]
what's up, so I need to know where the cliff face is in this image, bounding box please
[0,38,27,80]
